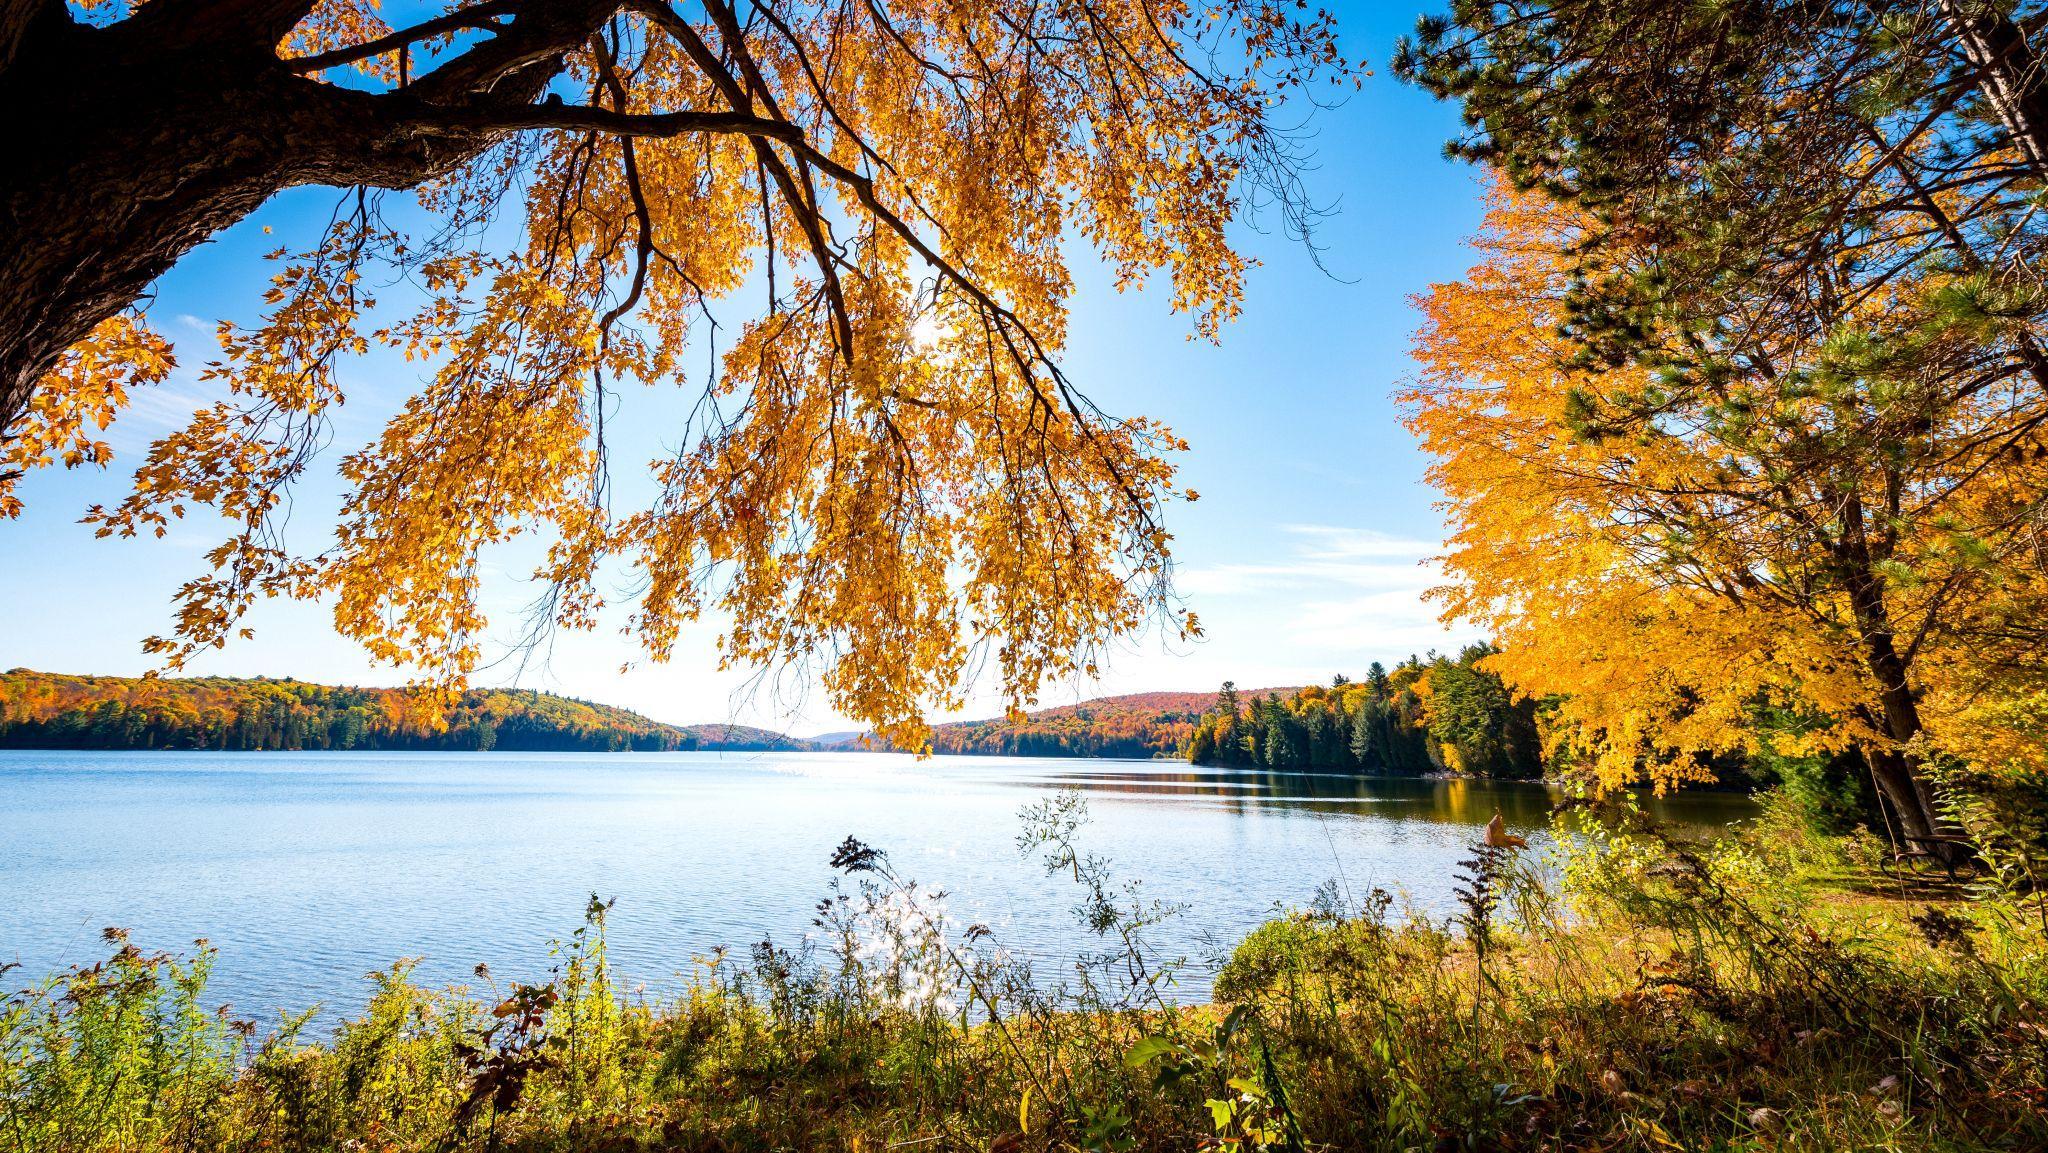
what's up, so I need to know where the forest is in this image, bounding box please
[1182,646,1545,778]
[0,670,799,753]
[919,690,1287,759]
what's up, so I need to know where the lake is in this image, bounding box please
[0,750,1755,1019]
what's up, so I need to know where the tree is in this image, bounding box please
[1420,643,1542,779]
[1347,698,1374,764]
[1302,702,1334,767]
[1405,182,2048,844]
[1399,0,2048,840]
[0,0,1352,746]
[1366,660,1389,697]
[1397,0,2048,360]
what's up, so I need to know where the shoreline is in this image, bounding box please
[8,813,2035,1152]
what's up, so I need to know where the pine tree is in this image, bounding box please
[1349,702,1376,768]
[1216,681,1241,719]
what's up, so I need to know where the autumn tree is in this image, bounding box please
[0,0,1352,745]
[1398,0,2048,842]
[1180,658,1523,775]
[1406,184,2048,847]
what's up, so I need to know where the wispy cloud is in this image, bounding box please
[93,382,212,459]
[1280,523,1440,560]
[1177,524,1474,656]
[1177,525,1440,596]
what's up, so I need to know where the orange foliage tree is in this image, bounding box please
[0,0,1355,747]
[1406,185,2048,845]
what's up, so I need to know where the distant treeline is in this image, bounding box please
[0,670,795,753]
[1183,646,1545,778]
[927,723,1180,759]
[921,691,1233,758]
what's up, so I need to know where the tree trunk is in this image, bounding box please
[1943,0,2048,184]
[7,14,273,433]
[1837,510,1958,857]
[0,1,607,443]
[1862,744,1944,842]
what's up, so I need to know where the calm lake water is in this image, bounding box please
[0,750,1754,1018]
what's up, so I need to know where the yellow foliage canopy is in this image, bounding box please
[0,314,172,519]
[1405,184,2048,791]
[19,0,1354,748]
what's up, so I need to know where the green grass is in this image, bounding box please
[4,790,2045,1152]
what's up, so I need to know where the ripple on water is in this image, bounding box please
[0,749,1751,1018]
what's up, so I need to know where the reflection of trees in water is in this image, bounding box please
[1008,769,1750,831]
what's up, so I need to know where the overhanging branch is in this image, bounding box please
[414,101,805,145]
[285,0,520,75]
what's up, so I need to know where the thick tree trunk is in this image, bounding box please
[0,0,610,443]
[5,40,305,433]
[1943,0,2048,184]
[1837,510,1958,857]
[1865,745,1944,842]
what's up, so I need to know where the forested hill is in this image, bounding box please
[905,688,1302,758]
[0,670,807,753]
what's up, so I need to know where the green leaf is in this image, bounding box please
[1123,1035,1176,1068]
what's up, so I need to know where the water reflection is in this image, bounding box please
[0,750,1752,1019]
[992,763,1754,829]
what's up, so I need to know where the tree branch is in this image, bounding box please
[405,0,613,104]
[118,0,322,53]
[0,0,60,75]
[414,100,805,144]
[285,0,520,75]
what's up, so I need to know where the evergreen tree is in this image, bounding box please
[1349,703,1375,767]
[1304,706,1334,769]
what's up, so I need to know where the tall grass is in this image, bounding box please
[3,788,2044,1151]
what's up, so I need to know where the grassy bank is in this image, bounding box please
[5,793,2045,1152]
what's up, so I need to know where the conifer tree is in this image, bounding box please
[1400,0,2048,843]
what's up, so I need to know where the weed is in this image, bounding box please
[3,790,2043,1151]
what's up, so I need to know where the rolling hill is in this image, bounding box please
[0,670,804,753]
[0,670,1304,759]
[889,687,1301,759]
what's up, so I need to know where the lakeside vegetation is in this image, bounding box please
[1184,646,1543,778]
[921,692,1212,759]
[0,671,804,753]
[5,791,2044,1152]
[0,665,1547,772]
[898,690,1289,759]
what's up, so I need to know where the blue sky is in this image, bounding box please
[1,1,1488,733]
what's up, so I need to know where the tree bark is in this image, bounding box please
[0,1,614,443]
[1942,0,2048,184]
[1837,504,1958,856]
[0,0,53,74]
[1864,745,1944,842]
